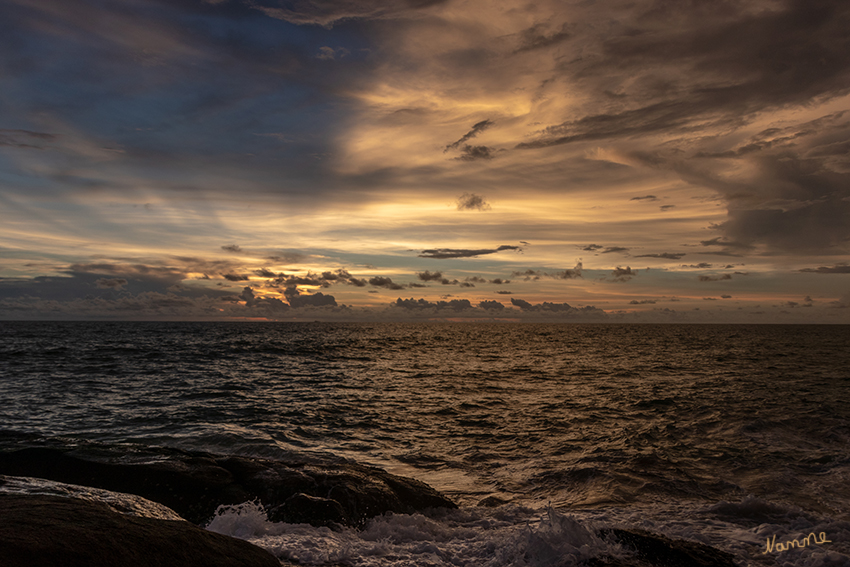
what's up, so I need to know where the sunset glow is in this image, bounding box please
[1,0,849,321]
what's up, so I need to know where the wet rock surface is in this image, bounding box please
[0,493,280,567]
[0,445,457,526]
[590,528,740,567]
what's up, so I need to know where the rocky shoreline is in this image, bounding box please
[0,445,456,527]
[0,444,741,567]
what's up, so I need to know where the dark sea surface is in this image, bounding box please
[1,322,849,566]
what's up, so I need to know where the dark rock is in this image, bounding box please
[477,495,510,507]
[0,445,457,527]
[597,528,739,567]
[270,492,348,526]
[0,493,279,567]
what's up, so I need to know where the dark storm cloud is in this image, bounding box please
[510,0,850,254]
[456,193,491,211]
[418,245,521,259]
[799,264,850,274]
[683,112,850,252]
[636,253,685,260]
[444,120,494,152]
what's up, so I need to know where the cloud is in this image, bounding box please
[444,120,494,152]
[698,274,733,282]
[629,299,656,305]
[367,276,406,290]
[222,273,250,281]
[514,22,571,53]
[95,278,128,290]
[253,0,449,27]
[454,145,496,161]
[611,266,637,282]
[510,297,605,316]
[630,195,658,202]
[799,264,850,274]
[456,193,491,211]
[512,262,582,280]
[636,253,685,260]
[582,244,604,251]
[221,244,242,253]
[240,287,289,311]
[601,246,629,254]
[478,300,505,310]
[416,270,443,281]
[392,297,472,311]
[68,263,187,285]
[315,46,350,60]
[266,253,308,264]
[0,129,56,149]
[418,245,521,259]
[285,289,337,308]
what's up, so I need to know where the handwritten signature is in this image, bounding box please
[763,532,831,554]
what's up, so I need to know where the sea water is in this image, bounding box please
[1,322,849,566]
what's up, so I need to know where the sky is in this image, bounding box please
[1,0,849,322]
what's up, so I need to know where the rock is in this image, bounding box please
[0,493,279,567]
[477,495,510,507]
[269,492,348,526]
[0,445,457,527]
[595,528,739,567]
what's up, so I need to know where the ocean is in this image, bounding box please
[1,322,849,566]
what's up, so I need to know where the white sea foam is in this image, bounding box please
[207,498,850,567]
